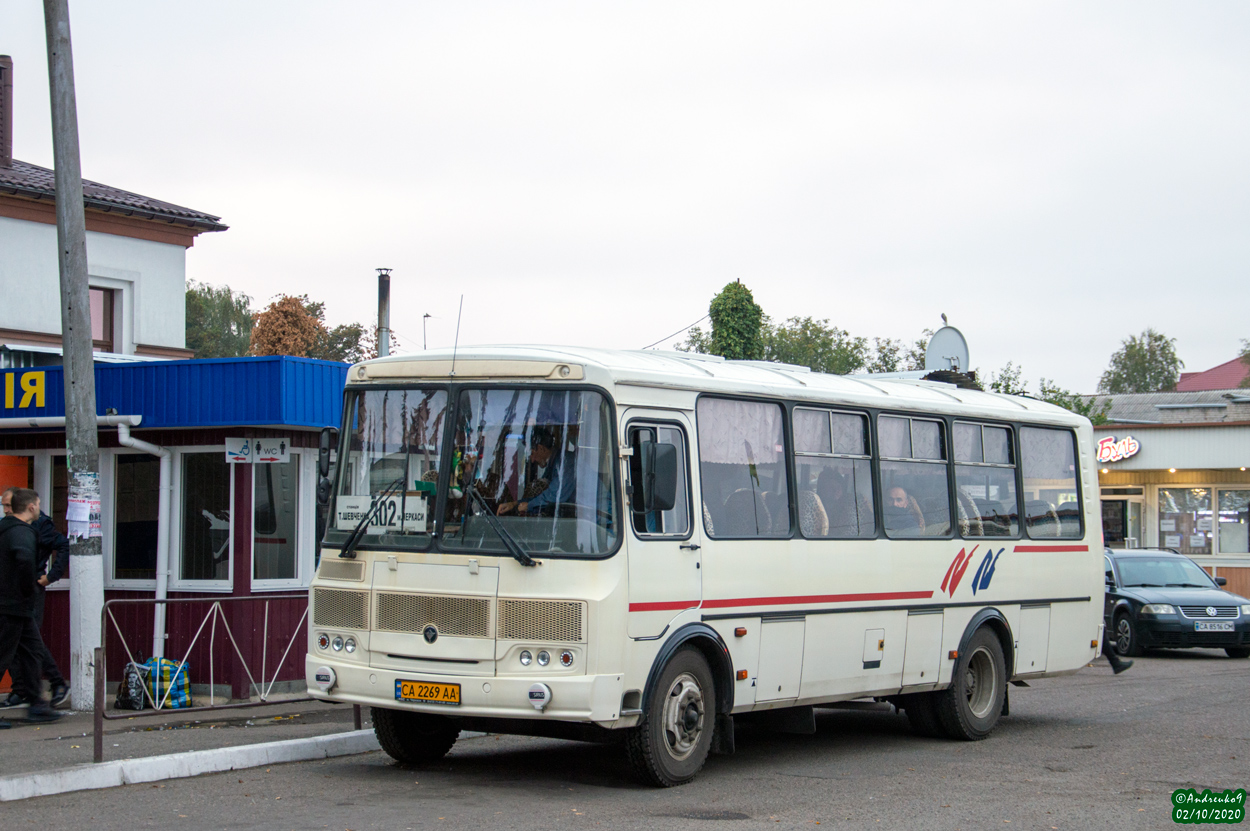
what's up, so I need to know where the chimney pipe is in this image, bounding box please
[0,55,12,167]
[376,268,391,358]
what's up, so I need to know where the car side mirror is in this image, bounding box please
[639,440,677,513]
[1215,576,1227,587]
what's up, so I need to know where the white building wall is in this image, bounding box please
[0,214,188,352]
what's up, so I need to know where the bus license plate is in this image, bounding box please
[1194,621,1233,632]
[395,679,461,705]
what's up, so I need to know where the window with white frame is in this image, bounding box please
[179,452,232,582]
[253,457,301,582]
[114,453,160,581]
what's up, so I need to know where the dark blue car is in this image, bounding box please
[1104,548,1250,659]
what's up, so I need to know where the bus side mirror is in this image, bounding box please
[317,427,335,506]
[640,441,677,513]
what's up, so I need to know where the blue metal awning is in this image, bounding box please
[1,356,348,429]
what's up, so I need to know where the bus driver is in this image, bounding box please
[497,428,576,516]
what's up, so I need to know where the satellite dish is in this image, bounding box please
[924,326,970,373]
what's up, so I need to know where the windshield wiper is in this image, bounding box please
[464,483,537,568]
[340,476,405,559]
[1125,583,1164,588]
[1166,583,1208,588]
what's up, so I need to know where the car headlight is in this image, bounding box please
[1140,604,1176,615]
[1241,605,1250,615]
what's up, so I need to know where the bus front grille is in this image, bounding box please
[375,592,492,639]
[312,588,369,629]
[497,599,584,643]
[317,560,366,582]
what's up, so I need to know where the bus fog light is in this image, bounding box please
[537,650,550,666]
[559,650,574,667]
[519,650,532,666]
[332,636,344,651]
[314,665,337,692]
[528,683,552,711]
[344,637,357,653]
[316,633,330,650]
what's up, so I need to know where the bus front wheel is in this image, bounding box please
[372,707,459,764]
[626,647,716,787]
[935,627,1006,741]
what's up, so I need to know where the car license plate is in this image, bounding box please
[395,679,461,705]
[1194,621,1233,632]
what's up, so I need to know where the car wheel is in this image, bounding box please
[372,707,459,764]
[625,647,716,787]
[934,627,1006,741]
[900,692,945,738]
[1113,612,1142,657]
[1225,647,1250,659]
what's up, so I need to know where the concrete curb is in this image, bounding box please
[0,729,381,802]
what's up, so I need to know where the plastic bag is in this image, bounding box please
[144,657,192,709]
[114,661,150,710]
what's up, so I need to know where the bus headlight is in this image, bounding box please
[344,637,357,653]
[537,650,551,666]
[316,633,330,650]
[332,636,344,651]
[519,650,533,666]
[559,650,574,668]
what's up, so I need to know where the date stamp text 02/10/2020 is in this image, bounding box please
[1172,788,1246,824]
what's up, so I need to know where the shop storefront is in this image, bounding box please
[1094,390,1250,598]
[0,357,347,696]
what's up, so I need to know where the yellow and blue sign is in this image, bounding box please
[3,370,47,410]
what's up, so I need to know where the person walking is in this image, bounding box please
[0,488,63,728]
[1,487,70,708]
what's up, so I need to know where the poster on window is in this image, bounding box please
[335,493,427,533]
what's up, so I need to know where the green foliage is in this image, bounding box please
[708,282,765,360]
[675,325,712,355]
[1039,378,1112,425]
[990,361,1029,395]
[1098,328,1184,393]
[185,281,253,359]
[906,329,933,372]
[867,338,903,374]
[763,316,869,374]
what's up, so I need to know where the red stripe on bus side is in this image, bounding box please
[1013,545,1089,553]
[701,590,933,609]
[629,600,701,612]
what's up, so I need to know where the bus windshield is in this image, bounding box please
[441,388,619,557]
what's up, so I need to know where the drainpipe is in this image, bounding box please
[117,422,172,659]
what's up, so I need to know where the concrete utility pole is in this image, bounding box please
[44,0,103,711]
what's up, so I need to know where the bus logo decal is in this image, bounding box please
[970,548,1005,596]
[941,546,978,597]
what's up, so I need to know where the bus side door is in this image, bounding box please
[623,412,702,639]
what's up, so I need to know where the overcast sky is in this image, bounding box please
[6,2,1249,392]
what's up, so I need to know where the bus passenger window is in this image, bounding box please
[793,408,875,539]
[954,422,1020,538]
[1021,427,1082,539]
[879,415,951,538]
[628,424,690,537]
[697,398,791,538]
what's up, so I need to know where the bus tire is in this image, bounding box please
[900,692,944,738]
[935,627,1006,741]
[626,647,716,787]
[372,707,459,764]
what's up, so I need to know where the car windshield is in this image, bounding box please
[1116,556,1214,588]
[441,388,619,556]
[326,387,448,551]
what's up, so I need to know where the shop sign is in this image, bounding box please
[1096,434,1140,463]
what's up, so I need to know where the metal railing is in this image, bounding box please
[94,595,361,763]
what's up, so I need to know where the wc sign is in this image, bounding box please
[226,437,290,464]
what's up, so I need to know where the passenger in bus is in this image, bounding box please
[884,485,925,534]
[496,428,575,516]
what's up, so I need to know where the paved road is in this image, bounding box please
[6,650,1247,829]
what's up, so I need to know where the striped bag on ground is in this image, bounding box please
[143,657,192,709]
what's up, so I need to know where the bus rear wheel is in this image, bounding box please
[935,627,1006,741]
[626,647,716,787]
[372,707,459,764]
[900,692,944,738]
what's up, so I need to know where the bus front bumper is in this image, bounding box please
[305,656,626,725]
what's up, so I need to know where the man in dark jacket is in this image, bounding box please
[1,487,69,707]
[0,488,62,727]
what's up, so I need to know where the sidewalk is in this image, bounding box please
[0,698,368,778]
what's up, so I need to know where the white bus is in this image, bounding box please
[307,346,1104,786]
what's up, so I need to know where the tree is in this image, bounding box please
[707,281,765,360]
[360,325,401,361]
[989,361,1028,395]
[1098,328,1184,393]
[1039,378,1112,425]
[185,281,253,358]
[867,338,903,374]
[249,295,321,357]
[763,316,868,374]
[906,329,933,372]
